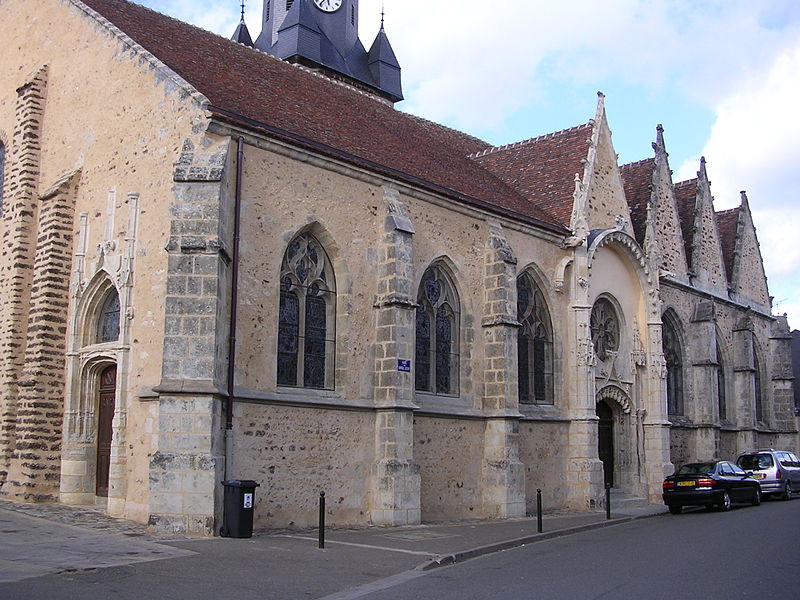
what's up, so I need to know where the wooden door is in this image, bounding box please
[596,400,614,488]
[95,365,116,497]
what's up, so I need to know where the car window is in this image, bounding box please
[778,452,794,468]
[789,453,800,467]
[677,463,716,476]
[738,454,772,470]
[720,463,734,476]
[731,464,746,476]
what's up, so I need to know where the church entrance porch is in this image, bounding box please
[95,365,116,497]
[597,400,614,487]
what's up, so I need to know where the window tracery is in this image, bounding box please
[590,298,619,362]
[415,265,459,395]
[97,288,120,343]
[517,273,553,405]
[662,312,684,416]
[716,341,727,420]
[277,233,336,390]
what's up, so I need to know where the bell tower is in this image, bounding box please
[250,0,403,103]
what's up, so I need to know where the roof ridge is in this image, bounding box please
[404,113,490,147]
[620,157,655,170]
[468,121,593,159]
[674,178,698,188]
[715,207,740,216]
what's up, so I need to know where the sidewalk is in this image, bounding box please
[0,498,667,598]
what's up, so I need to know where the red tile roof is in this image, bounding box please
[716,207,740,282]
[470,125,594,227]
[673,179,698,269]
[620,159,655,246]
[78,0,566,231]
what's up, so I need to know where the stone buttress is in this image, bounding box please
[480,221,525,518]
[370,188,421,526]
[147,139,230,535]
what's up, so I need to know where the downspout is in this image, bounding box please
[224,136,244,480]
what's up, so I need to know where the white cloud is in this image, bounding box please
[676,39,800,328]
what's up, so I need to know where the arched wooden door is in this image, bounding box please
[596,400,614,488]
[96,365,116,497]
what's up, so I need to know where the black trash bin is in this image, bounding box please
[220,480,260,538]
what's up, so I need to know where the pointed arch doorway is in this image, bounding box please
[96,365,117,497]
[596,400,614,488]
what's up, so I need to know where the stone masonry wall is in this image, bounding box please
[0,67,48,488]
[233,403,373,529]
[415,415,483,521]
[4,170,80,501]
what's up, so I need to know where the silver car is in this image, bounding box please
[736,449,800,500]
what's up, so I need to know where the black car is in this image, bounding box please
[662,461,762,514]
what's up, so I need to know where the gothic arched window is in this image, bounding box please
[97,288,120,343]
[517,273,553,405]
[753,342,764,423]
[590,298,619,362]
[662,312,684,416]
[415,264,459,395]
[277,233,336,390]
[716,340,727,421]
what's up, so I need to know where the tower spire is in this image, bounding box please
[231,0,254,46]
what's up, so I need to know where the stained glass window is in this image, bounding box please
[415,265,459,395]
[716,342,727,420]
[97,289,120,343]
[754,343,763,422]
[517,274,554,405]
[662,312,684,416]
[590,299,619,362]
[277,234,335,389]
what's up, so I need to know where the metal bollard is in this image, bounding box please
[536,488,543,533]
[605,484,611,520]
[319,491,326,549]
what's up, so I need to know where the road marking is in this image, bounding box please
[313,569,429,600]
[274,535,435,557]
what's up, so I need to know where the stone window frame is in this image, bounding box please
[276,231,337,391]
[414,260,461,397]
[61,271,130,505]
[590,296,621,363]
[753,335,766,425]
[516,270,554,405]
[715,328,730,423]
[661,308,686,417]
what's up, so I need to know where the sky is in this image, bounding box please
[139,0,800,329]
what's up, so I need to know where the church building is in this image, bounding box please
[0,0,796,536]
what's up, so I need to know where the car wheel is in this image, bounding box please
[717,491,732,511]
[781,483,792,501]
[668,505,682,515]
[751,488,761,506]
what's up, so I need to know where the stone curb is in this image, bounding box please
[416,513,660,571]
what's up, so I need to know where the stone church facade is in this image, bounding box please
[0,0,796,536]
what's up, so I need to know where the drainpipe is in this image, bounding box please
[224,136,244,480]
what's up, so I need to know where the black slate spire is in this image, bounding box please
[231,0,254,46]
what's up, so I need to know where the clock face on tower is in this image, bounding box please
[314,0,343,12]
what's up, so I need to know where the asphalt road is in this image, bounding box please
[1,498,797,599]
[339,499,800,600]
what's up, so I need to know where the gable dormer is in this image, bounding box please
[719,192,771,311]
[621,126,690,282]
[581,93,632,233]
[682,158,729,295]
